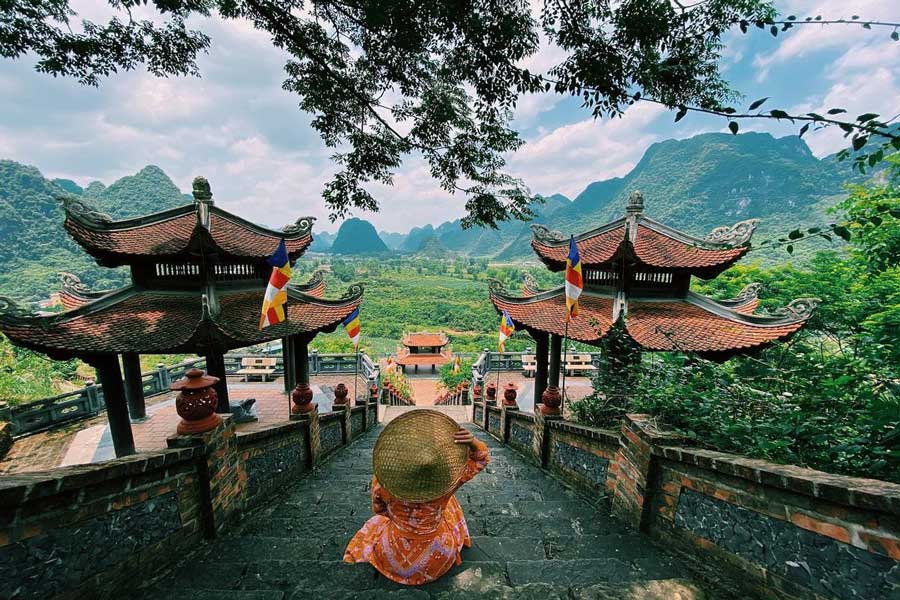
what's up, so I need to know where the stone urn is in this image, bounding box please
[485,382,498,405]
[369,383,379,401]
[333,382,349,406]
[472,383,483,401]
[540,385,562,416]
[503,382,518,408]
[171,368,223,435]
[291,382,316,414]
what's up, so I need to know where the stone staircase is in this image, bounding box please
[139,425,718,599]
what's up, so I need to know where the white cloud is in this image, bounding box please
[508,102,667,197]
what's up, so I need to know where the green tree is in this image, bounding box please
[5,1,897,225]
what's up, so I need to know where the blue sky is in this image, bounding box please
[1,0,897,234]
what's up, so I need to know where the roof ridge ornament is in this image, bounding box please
[731,282,762,302]
[768,297,819,321]
[61,195,112,225]
[531,224,566,244]
[488,278,507,296]
[0,296,31,321]
[58,272,91,295]
[706,218,760,247]
[522,273,541,295]
[282,216,315,236]
[339,283,364,300]
[192,176,213,203]
[626,190,644,215]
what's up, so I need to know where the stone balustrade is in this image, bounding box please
[471,401,900,600]
[0,395,379,599]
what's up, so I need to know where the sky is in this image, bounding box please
[0,0,898,234]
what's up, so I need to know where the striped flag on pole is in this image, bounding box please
[452,355,461,374]
[259,239,291,328]
[498,310,515,352]
[565,235,583,321]
[343,307,361,348]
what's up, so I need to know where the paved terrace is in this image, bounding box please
[137,421,713,599]
[0,375,366,474]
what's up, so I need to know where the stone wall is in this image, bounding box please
[236,421,310,509]
[470,403,900,600]
[0,400,379,599]
[486,406,502,439]
[0,446,203,599]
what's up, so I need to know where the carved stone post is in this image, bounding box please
[532,408,561,467]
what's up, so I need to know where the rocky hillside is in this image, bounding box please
[329,218,390,255]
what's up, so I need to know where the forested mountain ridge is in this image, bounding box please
[0,161,187,301]
[329,218,390,255]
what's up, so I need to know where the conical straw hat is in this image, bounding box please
[373,409,469,502]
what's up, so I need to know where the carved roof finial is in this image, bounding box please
[626,190,644,215]
[706,219,759,247]
[192,176,213,203]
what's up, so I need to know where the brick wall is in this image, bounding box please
[236,421,310,509]
[470,404,900,600]
[0,446,203,599]
[0,399,380,599]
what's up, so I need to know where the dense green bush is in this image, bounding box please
[570,159,900,483]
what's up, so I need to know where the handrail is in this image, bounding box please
[5,351,378,438]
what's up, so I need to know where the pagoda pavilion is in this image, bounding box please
[489,191,817,411]
[394,332,452,374]
[0,177,363,457]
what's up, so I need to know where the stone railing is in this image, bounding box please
[0,398,379,599]
[3,352,377,438]
[471,403,900,600]
[434,381,471,406]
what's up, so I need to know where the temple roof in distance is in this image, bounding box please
[401,332,449,347]
[394,349,453,367]
[62,177,313,267]
[530,191,758,278]
[488,281,817,361]
[58,272,112,311]
[0,284,363,360]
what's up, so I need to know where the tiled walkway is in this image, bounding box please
[2,375,367,473]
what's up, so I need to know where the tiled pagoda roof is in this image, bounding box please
[394,349,452,366]
[57,273,112,311]
[488,281,816,360]
[401,332,449,347]
[530,194,757,278]
[0,284,363,360]
[62,196,313,267]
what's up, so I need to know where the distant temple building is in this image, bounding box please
[394,332,452,374]
[0,177,363,457]
[489,191,817,411]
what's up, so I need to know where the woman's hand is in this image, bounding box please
[453,427,476,448]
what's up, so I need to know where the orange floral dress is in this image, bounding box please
[343,438,490,585]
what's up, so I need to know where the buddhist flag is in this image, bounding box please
[498,310,515,352]
[259,239,291,328]
[452,355,461,374]
[565,235,583,321]
[343,307,361,348]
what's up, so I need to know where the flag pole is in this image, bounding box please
[561,319,570,406]
[353,344,359,405]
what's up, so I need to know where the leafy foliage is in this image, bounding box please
[7,0,896,225]
[570,163,900,482]
[438,357,473,392]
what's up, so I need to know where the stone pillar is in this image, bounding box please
[167,416,242,537]
[93,354,135,457]
[609,414,680,531]
[534,332,549,412]
[121,352,147,422]
[203,350,230,413]
[500,404,517,444]
[300,409,321,468]
[532,408,561,467]
[549,334,562,388]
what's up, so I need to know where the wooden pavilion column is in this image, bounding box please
[282,336,296,394]
[549,333,562,388]
[534,332,549,410]
[121,352,147,422]
[204,350,230,413]
[93,354,136,457]
[293,335,310,387]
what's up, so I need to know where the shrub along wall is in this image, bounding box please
[0,399,378,600]
[472,402,900,600]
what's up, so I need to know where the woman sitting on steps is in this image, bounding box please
[343,409,490,586]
